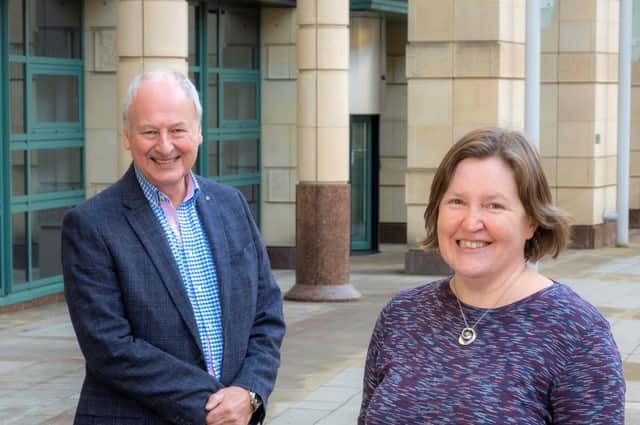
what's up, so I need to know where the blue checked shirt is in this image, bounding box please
[135,167,223,378]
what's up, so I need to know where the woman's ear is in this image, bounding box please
[526,218,538,240]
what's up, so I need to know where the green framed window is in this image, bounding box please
[350,0,407,14]
[188,1,261,223]
[1,0,84,305]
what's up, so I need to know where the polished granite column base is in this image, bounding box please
[379,222,407,244]
[569,222,616,249]
[267,246,296,269]
[284,282,362,302]
[404,249,452,275]
[631,209,640,229]
[285,183,361,302]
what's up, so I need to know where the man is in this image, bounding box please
[62,69,285,425]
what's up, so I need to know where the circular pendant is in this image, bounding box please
[458,327,476,346]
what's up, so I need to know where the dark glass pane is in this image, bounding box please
[12,213,27,285]
[188,4,199,66]
[222,10,258,69]
[207,140,219,177]
[29,0,81,58]
[30,148,82,194]
[11,151,27,196]
[237,184,259,221]
[220,139,258,176]
[10,63,25,134]
[207,74,218,128]
[9,0,25,55]
[350,120,369,242]
[31,207,70,280]
[189,71,200,91]
[223,81,256,121]
[207,9,219,67]
[32,74,79,123]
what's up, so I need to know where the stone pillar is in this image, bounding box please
[84,0,118,196]
[404,0,526,274]
[379,19,409,244]
[284,0,360,301]
[261,8,298,268]
[116,0,189,174]
[541,0,619,247]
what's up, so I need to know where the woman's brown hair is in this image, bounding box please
[421,127,572,261]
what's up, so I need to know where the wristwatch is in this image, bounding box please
[248,390,262,412]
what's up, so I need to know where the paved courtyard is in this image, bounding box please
[0,237,639,425]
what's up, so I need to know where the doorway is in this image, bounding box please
[350,115,379,252]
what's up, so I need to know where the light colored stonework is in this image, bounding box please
[405,0,525,246]
[261,8,298,246]
[543,0,619,227]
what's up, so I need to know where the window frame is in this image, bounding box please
[189,1,262,224]
[1,0,84,305]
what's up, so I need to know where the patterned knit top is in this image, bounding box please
[358,279,625,424]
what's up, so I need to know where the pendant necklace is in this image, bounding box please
[451,265,525,346]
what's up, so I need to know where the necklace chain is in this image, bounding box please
[451,265,526,346]
[455,295,490,330]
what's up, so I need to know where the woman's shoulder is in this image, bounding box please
[529,281,611,333]
[381,278,450,316]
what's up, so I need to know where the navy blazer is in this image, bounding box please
[62,166,285,425]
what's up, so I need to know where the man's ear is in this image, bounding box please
[196,125,203,146]
[123,129,132,151]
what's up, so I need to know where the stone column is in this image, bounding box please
[541,0,619,248]
[260,8,298,268]
[284,0,360,301]
[116,0,189,175]
[84,0,118,196]
[380,19,409,244]
[404,0,526,274]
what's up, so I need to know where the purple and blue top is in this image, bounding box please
[359,279,625,424]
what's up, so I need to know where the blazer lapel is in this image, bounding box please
[120,167,203,350]
[195,185,234,383]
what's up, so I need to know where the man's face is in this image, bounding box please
[124,77,202,201]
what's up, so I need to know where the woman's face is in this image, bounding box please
[437,156,537,283]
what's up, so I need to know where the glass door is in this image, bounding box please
[350,115,373,251]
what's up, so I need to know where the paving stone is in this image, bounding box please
[303,386,359,403]
[314,393,361,425]
[626,402,640,425]
[268,408,331,425]
[626,380,640,402]
[324,367,364,389]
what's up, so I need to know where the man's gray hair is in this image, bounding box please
[122,69,203,129]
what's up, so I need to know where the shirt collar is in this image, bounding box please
[134,165,200,208]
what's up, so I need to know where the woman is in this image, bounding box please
[359,128,625,424]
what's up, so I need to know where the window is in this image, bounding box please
[1,0,84,303]
[189,2,261,223]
